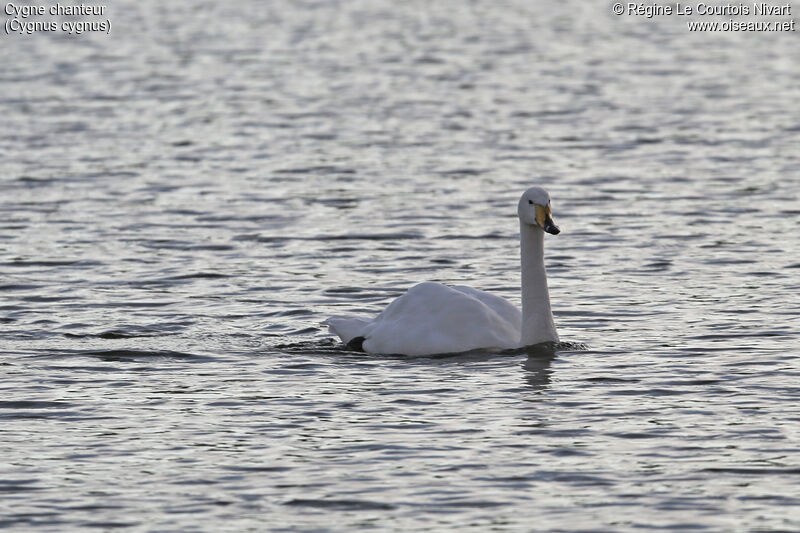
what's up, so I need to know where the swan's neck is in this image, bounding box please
[520,222,558,346]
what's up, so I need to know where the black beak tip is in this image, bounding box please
[545,225,560,235]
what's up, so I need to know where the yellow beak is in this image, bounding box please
[535,204,560,235]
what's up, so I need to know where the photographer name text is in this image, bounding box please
[617,2,790,17]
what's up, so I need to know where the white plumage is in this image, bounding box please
[326,282,521,356]
[325,187,560,355]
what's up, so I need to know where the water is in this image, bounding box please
[2,0,800,530]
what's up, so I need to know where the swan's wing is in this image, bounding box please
[451,285,522,329]
[324,316,371,345]
[360,282,521,355]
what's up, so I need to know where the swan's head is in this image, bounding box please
[518,187,560,235]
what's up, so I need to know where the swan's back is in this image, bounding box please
[326,282,521,355]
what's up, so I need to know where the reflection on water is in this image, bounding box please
[521,344,558,393]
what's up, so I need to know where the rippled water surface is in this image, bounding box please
[2,1,800,531]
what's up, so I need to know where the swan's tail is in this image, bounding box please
[324,316,370,345]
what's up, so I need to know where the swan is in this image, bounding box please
[325,186,560,355]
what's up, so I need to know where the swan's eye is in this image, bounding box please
[528,200,533,205]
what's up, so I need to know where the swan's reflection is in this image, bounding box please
[520,343,557,393]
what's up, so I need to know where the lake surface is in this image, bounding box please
[2,0,799,530]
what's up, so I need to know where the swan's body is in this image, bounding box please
[327,282,522,355]
[325,186,560,355]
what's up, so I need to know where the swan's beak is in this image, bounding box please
[536,204,560,235]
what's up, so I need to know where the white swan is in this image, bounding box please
[325,186,560,355]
